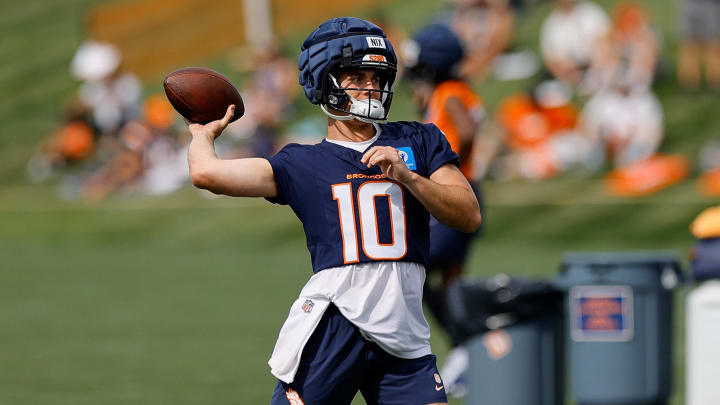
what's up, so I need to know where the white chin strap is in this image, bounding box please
[320,104,355,121]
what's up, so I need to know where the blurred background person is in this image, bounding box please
[698,137,720,195]
[581,74,663,169]
[585,2,660,93]
[225,41,297,158]
[698,137,720,175]
[81,94,186,201]
[79,123,144,202]
[492,79,590,180]
[677,0,720,90]
[437,0,514,81]
[27,39,143,194]
[135,94,190,197]
[70,39,142,136]
[26,100,97,183]
[540,0,610,89]
[403,23,486,398]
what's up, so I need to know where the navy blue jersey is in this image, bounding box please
[266,121,459,273]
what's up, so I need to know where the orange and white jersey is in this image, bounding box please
[425,80,484,180]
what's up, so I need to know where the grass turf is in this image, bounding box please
[0,180,706,404]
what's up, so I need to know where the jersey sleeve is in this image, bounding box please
[264,145,295,205]
[422,123,460,175]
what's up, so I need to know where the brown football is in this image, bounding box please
[163,67,244,124]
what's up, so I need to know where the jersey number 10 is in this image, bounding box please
[332,181,407,263]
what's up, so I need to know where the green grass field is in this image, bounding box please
[1,0,717,404]
[1,181,707,405]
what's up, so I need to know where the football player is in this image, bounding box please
[186,17,481,405]
[402,24,486,397]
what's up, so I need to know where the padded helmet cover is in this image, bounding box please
[298,17,398,106]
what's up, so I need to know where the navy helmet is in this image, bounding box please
[402,24,464,84]
[298,17,398,122]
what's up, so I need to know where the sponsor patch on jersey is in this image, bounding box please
[397,147,416,171]
[362,54,387,64]
[366,36,386,49]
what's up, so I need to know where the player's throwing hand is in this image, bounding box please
[188,104,236,141]
[361,145,415,183]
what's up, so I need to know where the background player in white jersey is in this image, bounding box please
[185,17,481,405]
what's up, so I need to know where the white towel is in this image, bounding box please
[268,261,432,384]
[268,294,330,384]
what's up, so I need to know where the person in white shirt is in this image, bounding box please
[540,0,610,87]
[581,77,663,167]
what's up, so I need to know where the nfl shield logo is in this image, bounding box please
[302,299,314,313]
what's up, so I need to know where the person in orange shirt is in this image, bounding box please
[494,81,580,180]
[403,23,485,397]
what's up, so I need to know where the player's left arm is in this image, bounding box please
[361,146,481,233]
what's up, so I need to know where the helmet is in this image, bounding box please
[298,17,398,123]
[402,24,464,84]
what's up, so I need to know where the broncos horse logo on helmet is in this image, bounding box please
[298,17,398,123]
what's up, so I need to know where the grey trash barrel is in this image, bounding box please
[445,275,564,405]
[554,252,682,405]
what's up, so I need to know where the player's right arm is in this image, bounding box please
[187,105,278,198]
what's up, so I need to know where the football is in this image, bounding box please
[163,67,245,124]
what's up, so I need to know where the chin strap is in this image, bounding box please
[320,104,355,121]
